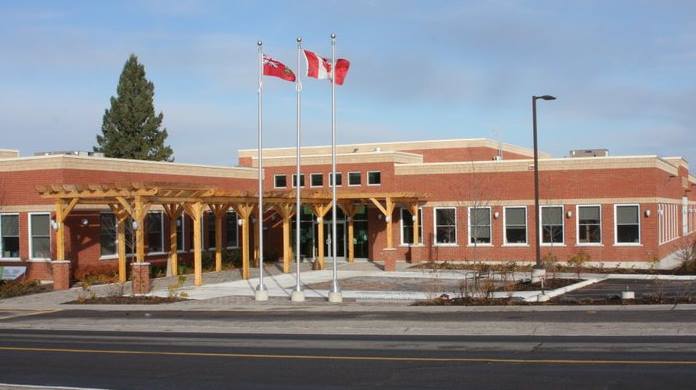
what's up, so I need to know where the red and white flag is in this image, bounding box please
[303,49,350,86]
[263,55,296,82]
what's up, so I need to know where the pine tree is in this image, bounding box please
[95,54,174,161]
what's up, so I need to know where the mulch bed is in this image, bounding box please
[414,297,526,306]
[499,278,583,292]
[554,295,696,305]
[65,296,187,305]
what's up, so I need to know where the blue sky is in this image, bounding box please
[1,0,695,165]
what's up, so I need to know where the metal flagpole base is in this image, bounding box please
[255,286,269,302]
[328,291,343,303]
[291,290,305,302]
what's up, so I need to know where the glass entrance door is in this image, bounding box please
[353,221,369,259]
[314,221,346,260]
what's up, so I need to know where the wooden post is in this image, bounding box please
[54,199,65,261]
[208,203,228,273]
[134,196,146,263]
[369,197,396,249]
[274,203,295,273]
[311,203,331,270]
[235,204,255,280]
[184,202,204,286]
[340,202,356,263]
[109,202,131,283]
[411,203,420,245]
[163,204,183,277]
[253,215,260,268]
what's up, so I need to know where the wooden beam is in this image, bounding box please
[184,202,204,286]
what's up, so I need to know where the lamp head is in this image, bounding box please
[536,95,556,101]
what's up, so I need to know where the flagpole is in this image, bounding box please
[328,33,342,303]
[291,36,305,302]
[255,40,268,302]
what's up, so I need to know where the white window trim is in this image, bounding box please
[225,211,240,249]
[614,203,641,246]
[433,207,457,246]
[347,171,361,187]
[576,204,603,246]
[291,174,305,188]
[540,205,565,246]
[399,207,424,247]
[0,213,21,261]
[310,173,324,188]
[503,206,528,246]
[467,206,493,247]
[329,172,343,188]
[28,212,52,260]
[367,171,382,186]
[273,174,287,189]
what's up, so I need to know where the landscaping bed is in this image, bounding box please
[0,280,52,299]
[65,296,187,305]
[498,278,583,292]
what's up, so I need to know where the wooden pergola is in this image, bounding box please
[37,183,425,287]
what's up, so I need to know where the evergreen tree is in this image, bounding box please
[95,54,174,161]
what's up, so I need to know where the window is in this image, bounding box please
[29,213,51,259]
[0,214,20,259]
[329,172,342,187]
[291,174,305,187]
[367,171,381,186]
[400,208,423,245]
[504,207,527,245]
[205,212,216,249]
[310,173,323,187]
[434,207,457,244]
[176,215,185,251]
[577,205,601,244]
[469,207,492,245]
[145,212,163,253]
[615,204,640,244]
[274,175,287,188]
[225,211,238,248]
[100,213,133,257]
[541,206,564,244]
[348,172,361,186]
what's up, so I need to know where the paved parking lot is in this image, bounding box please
[560,279,696,301]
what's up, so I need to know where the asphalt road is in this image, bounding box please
[0,329,695,389]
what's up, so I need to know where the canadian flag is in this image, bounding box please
[303,49,350,86]
[263,55,296,82]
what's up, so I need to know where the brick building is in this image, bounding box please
[1,138,695,287]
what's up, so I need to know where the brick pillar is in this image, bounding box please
[131,262,151,295]
[51,260,71,290]
[381,248,397,272]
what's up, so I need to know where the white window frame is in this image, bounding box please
[433,207,457,246]
[225,210,239,249]
[576,204,603,246]
[399,207,424,246]
[467,206,492,246]
[329,172,343,187]
[614,204,641,246]
[540,205,565,246]
[145,211,165,255]
[310,173,324,188]
[503,206,528,246]
[348,171,361,187]
[0,213,21,261]
[273,174,287,189]
[367,171,382,186]
[291,174,305,188]
[28,212,52,261]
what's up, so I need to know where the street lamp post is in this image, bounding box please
[532,95,556,283]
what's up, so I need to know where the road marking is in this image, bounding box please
[0,310,61,321]
[0,382,107,390]
[1,345,696,365]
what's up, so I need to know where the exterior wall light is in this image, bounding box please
[80,218,89,226]
[411,215,417,222]
[385,216,391,223]
[237,218,244,226]
[50,220,59,230]
[645,210,651,217]
[566,210,573,218]
[493,211,500,219]
[316,217,323,223]
[131,221,139,230]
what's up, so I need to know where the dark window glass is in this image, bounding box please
[225,211,238,247]
[542,206,564,244]
[616,205,640,243]
[291,174,305,187]
[1,214,20,258]
[329,173,342,186]
[146,213,163,253]
[311,174,323,187]
[274,175,287,188]
[100,214,117,257]
[368,171,381,185]
[401,208,423,245]
[578,206,601,243]
[435,208,456,244]
[176,216,185,251]
[348,172,361,186]
[469,208,491,244]
[30,214,51,258]
[505,207,527,244]
[206,212,216,249]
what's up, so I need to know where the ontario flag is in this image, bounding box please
[263,55,296,82]
[303,49,350,86]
